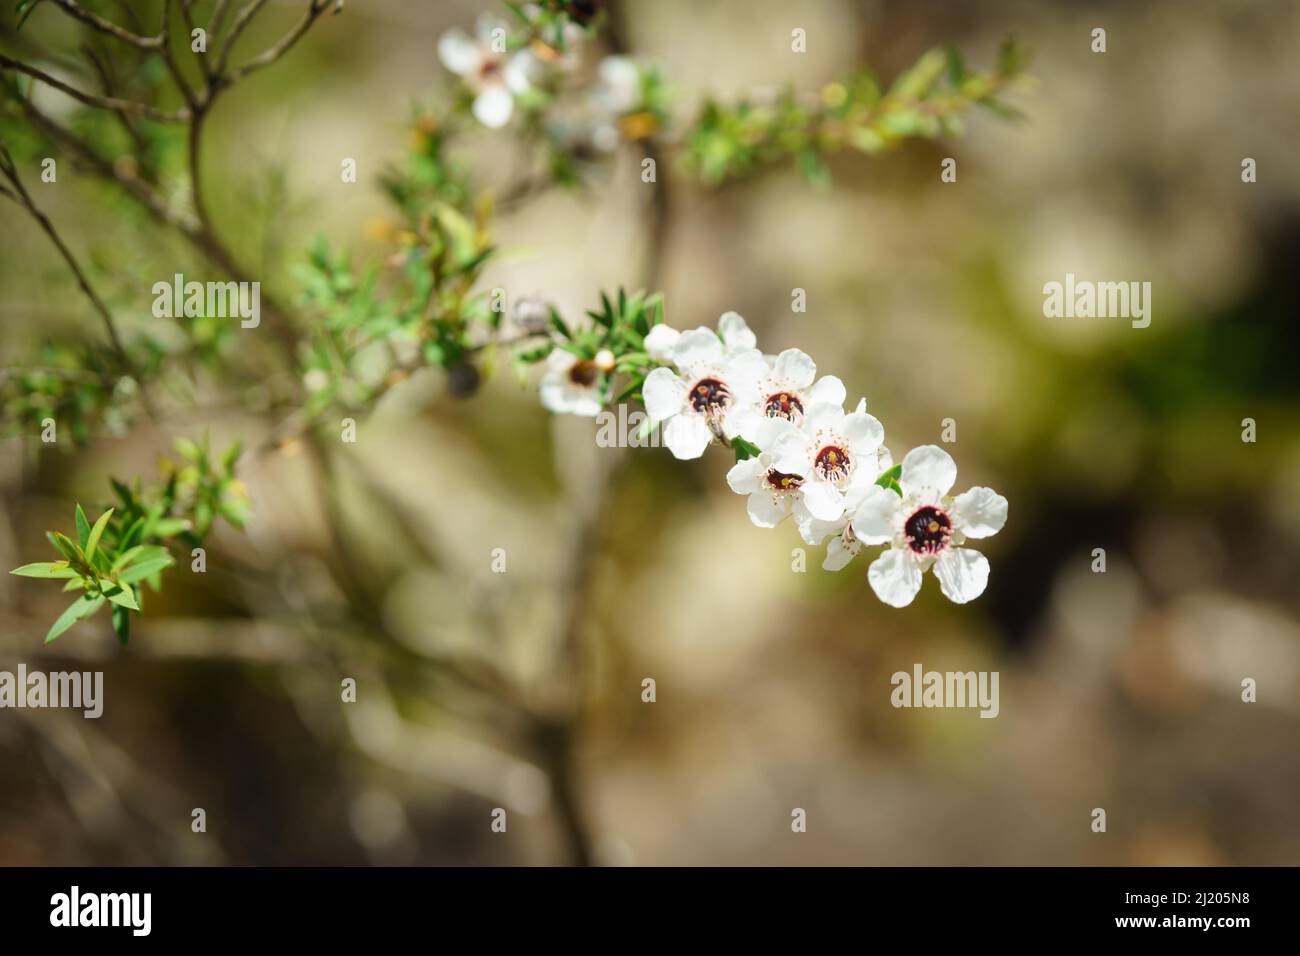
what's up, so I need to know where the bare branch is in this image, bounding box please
[212,0,270,78]
[223,0,332,87]
[208,0,233,39]
[0,54,191,122]
[0,142,152,417]
[159,0,198,108]
[51,0,164,50]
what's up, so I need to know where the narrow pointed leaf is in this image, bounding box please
[85,508,114,561]
[10,562,74,579]
[45,594,104,644]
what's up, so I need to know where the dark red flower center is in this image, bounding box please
[813,444,852,482]
[904,505,952,555]
[568,360,600,387]
[764,391,804,420]
[765,469,803,492]
[689,377,731,414]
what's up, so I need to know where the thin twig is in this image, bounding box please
[159,0,198,108]
[0,54,190,122]
[222,0,333,87]
[211,0,270,78]
[51,0,164,50]
[0,142,156,419]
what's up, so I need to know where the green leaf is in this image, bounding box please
[875,464,904,496]
[104,586,139,611]
[45,593,105,644]
[48,531,82,564]
[111,605,131,645]
[120,515,146,551]
[150,517,189,537]
[221,440,244,474]
[875,463,902,486]
[119,554,174,584]
[113,544,166,573]
[75,504,91,548]
[549,307,572,339]
[85,508,114,561]
[730,436,762,462]
[174,436,201,463]
[10,561,75,579]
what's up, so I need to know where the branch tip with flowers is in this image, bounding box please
[3,0,1027,640]
[524,304,1009,607]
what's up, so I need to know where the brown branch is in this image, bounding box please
[0,54,190,122]
[0,142,155,418]
[81,43,152,163]
[221,0,333,87]
[212,0,270,78]
[159,0,198,108]
[51,0,164,50]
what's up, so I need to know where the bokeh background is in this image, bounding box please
[2,0,1299,865]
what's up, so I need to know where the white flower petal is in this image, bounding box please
[769,432,809,476]
[643,324,680,362]
[794,500,845,546]
[752,414,798,449]
[770,348,816,389]
[503,50,538,94]
[545,349,576,373]
[726,457,766,495]
[868,548,923,608]
[723,348,769,389]
[662,414,712,459]
[717,311,757,350]
[472,85,514,128]
[438,28,483,76]
[746,491,789,528]
[823,534,859,571]
[843,411,884,451]
[801,479,845,521]
[642,367,685,422]
[805,401,845,433]
[953,486,1008,539]
[672,328,723,368]
[851,484,902,544]
[808,375,846,407]
[933,547,990,604]
[900,444,958,502]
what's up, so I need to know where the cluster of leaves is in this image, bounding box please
[295,116,500,409]
[8,436,249,644]
[683,40,1031,187]
[517,287,664,405]
[0,330,228,446]
[2,341,131,443]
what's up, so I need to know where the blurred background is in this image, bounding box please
[2,0,1299,865]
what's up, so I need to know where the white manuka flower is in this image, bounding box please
[642,329,766,460]
[715,311,758,353]
[643,323,681,363]
[789,449,891,570]
[539,349,613,417]
[644,311,756,370]
[438,19,540,129]
[736,347,846,440]
[724,416,803,527]
[851,445,1008,607]
[766,401,888,522]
